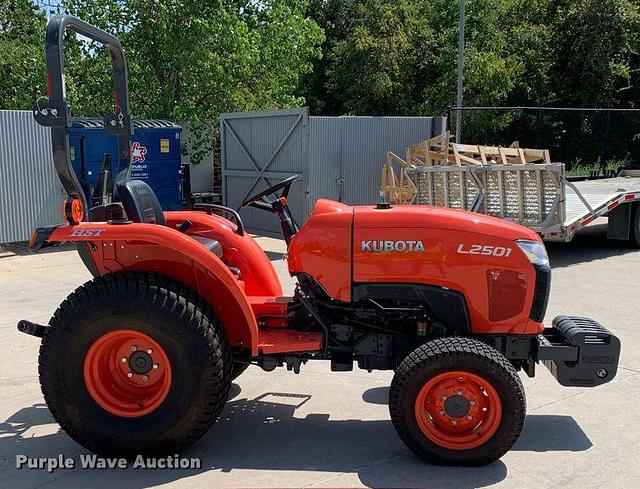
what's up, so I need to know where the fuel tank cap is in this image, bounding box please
[376,202,392,210]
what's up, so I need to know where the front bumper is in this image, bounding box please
[538,316,620,387]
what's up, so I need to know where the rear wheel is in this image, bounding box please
[39,272,232,457]
[389,337,526,466]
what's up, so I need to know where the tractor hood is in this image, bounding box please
[352,203,541,242]
[310,199,540,242]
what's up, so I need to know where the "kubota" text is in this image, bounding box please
[361,240,425,253]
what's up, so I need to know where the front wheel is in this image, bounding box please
[389,337,526,466]
[39,272,232,457]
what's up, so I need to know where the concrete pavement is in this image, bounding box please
[0,226,639,488]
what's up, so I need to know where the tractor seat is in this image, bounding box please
[116,180,223,258]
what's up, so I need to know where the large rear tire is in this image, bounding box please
[39,272,232,457]
[389,337,526,466]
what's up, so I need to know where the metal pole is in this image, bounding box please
[535,107,541,147]
[455,0,465,143]
[603,109,611,175]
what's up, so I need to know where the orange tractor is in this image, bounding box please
[19,16,620,465]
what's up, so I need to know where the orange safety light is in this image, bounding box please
[62,198,85,224]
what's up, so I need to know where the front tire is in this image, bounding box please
[39,272,232,457]
[389,337,526,466]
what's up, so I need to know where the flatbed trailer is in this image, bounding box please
[403,164,640,243]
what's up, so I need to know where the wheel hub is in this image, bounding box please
[83,330,172,417]
[129,350,153,374]
[414,370,503,451]
[443,394,470,418]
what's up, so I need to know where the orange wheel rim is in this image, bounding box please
[414,370,502,450]
[83,330,172,417]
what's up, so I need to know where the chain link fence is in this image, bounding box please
[447,106,640,176]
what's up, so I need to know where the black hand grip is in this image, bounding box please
[193,204,245,236]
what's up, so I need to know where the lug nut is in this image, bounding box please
[121,357,127,363]
[441,395,447,400]
[467,415,473,420]
[127,372,133,378]
[470,400,476,405]
[131,345,137,351]
[439,410,445,415]
[147,349,153,354]
[451,419,457,425]
[142,375,149,382]
[153,364,159,370]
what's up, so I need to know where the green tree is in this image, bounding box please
[302,0,532,119]
[0,0,47,108]
[550,0,640,107]
[60,0,324,160]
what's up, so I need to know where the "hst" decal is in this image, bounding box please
[70,229,105,237]
[361,240,425,253]
[457,244,512,257]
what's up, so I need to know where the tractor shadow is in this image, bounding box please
[0,386,591,489]
[547,222,638,268]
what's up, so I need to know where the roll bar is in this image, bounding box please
[34,15,133,211]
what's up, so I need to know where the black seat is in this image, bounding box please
[116,180,223,258]
[116,180,166,225]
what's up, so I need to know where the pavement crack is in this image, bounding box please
[303,453,406,487]
[618,366,640,374]
[530,390,587,412]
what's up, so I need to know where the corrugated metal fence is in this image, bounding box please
[221,108,445,234]
[0,110,64,244]
[309,115,446,206]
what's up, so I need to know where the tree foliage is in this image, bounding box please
[3,0,640,147]
[301,0,640,118]
[2,0,323,161]
[0,0,47,108]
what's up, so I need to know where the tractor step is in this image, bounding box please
[257,330,323,354]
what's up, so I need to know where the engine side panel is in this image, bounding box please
[353,206,543,335]
[288,199,353,301]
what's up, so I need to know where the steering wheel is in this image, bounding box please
[241,175,300,211]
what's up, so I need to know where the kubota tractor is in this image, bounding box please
[19,16,621,466]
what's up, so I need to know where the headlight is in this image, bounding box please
[516,240,549,267]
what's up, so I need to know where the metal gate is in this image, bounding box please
[220,108,309,235]
[220,109,445,234]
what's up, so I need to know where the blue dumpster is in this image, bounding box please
[69,119,183,210]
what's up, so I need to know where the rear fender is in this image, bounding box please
[40,223,260,355]
[164,211,282,297]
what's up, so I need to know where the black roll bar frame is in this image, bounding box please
[34,15,133,212]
